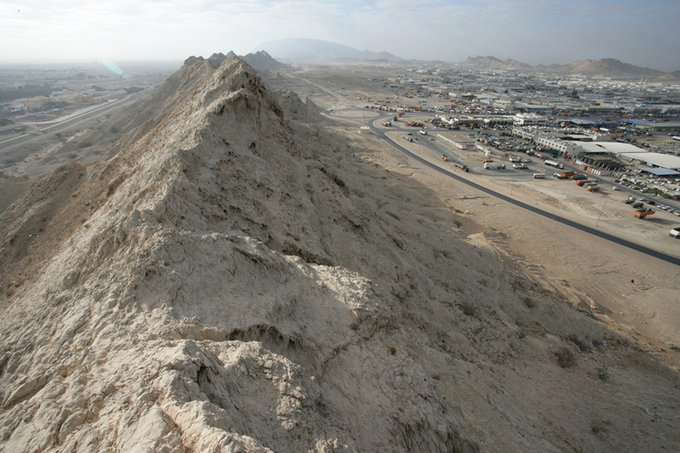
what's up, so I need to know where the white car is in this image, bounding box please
[612,186,620,191]
[670,226,680,238]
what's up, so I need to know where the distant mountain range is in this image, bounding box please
[463,56,672,78]
[241,50,289,72]
[462,56,532,70]
[245,38,675,78]
[255,38,402,63]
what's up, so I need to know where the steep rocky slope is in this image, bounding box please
[0,56,678,452]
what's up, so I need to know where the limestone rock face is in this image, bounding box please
[1,56,678,453]
[0,57,479,452]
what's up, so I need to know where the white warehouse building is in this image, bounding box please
[513,113,547,126]
[534,136,583,156]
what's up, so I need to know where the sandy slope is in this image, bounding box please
[0,56,678,452]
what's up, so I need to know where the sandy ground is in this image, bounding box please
[304,86,680,376]
[369,126,680,369]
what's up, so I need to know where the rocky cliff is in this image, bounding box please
[0,56,678,453]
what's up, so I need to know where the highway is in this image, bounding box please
[0,89,149,150]
[326,108,680,267]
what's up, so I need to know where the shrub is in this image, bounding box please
[555,348,576,368]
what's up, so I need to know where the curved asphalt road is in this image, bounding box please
[327,108,680,267]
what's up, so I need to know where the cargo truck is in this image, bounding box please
[634,208,655,219]
[544,160,565,169]
[484,162,506,170]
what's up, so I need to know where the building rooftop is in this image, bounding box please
[620,152,680,170]
[641,167,680,177]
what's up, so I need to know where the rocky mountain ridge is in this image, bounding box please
[463,55,669,77]
[256,38,402,63]
[0,54,678,452]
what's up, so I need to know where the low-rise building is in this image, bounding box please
[513,113,547,126]
[534,136,582,156]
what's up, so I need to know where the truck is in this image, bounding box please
[588,185,600,192]
[622,196,636,204]
[382,121,392,127]
[403,135,413,142]
[419,129,427,135]
[454,163,469,172]
[572,174,588,180]
[634,208,655,219]
[544,160,565,169]
[509,157,522,163]
[513,163,528,169]
[576,180,592,186]
[441,154,449,162]
[560,171,576,178]
[484,162,506,170]
[533,173,546,179]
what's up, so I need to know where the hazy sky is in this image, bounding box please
[2,0,679,70]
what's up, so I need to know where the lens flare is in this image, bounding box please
[101,59,130,79]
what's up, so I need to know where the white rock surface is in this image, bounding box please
[0,55,678,453]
